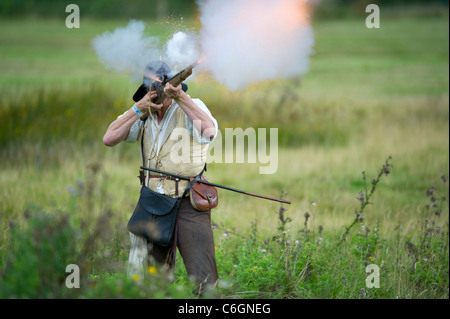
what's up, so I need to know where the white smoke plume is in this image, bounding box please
[92,20,160,81]
[198,0,314,90]
[163,31,201,70]
[92,20,201,81]
[92,0,314,90]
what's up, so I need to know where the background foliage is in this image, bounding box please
[0,1,448,299]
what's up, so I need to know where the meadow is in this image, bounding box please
[0,13,448,299]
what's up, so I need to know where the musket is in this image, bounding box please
[140,61,198,121]
[140,166,291,205]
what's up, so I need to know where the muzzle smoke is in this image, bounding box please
[92,20,160,81]
[198,0,314,90]
[92,0,314,90]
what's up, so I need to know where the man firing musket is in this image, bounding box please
[103,60,290,294]
[104,60,219,293]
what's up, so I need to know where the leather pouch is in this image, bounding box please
[190,176,218,211]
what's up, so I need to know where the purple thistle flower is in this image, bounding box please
[67,185,77,197]
[441,174,447,184]
[357,192,364,202]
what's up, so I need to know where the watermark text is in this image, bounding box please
[65,4,80,29]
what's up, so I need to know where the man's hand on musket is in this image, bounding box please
[136,90,164,113]
[164,83,184,100]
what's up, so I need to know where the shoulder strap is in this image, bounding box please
[140,122,146,167]
[180,173,201,199]
[138,123,147,186]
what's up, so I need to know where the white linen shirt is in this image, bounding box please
[121,97,218,153]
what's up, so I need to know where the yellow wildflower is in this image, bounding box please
[147,266,157,275]
[131,274,140,281]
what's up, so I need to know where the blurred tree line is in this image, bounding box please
[317,0,448,18]
[0,0,197,19]
[0,0,447,19]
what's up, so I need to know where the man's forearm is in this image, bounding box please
[103,108,140,147]
[175,93,216,140]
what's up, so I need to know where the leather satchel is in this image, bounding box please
[128,175,200,246]
[190,175,218,211]
[127,185,180,247]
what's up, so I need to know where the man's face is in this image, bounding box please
[162,96,172,108]
[149,89,172,109]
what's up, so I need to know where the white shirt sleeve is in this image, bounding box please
[117,111,143,143]
[184,98,219,144]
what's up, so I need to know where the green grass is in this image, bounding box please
[0,14,449,299]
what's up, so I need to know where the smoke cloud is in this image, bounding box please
[92,0,314,90]
[198,0,314,90]
[92,20,201,81]
[92,20,161,81]
[164,31,201,70]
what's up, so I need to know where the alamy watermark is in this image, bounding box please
[65,264,80,288]
[65,4,80,29]
[365,4,380,29]
[169,122,279,175]
[365,264,380,289]
[64,262,380,290]
[66,3,380,30]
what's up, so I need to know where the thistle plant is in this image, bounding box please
[425,174,448,218]
[276,190,291,233]
[339,156,393,244]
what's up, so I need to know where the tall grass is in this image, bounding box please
[1,157,447,298]
[0,15,448,298]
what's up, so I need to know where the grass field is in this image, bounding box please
[0,13,448,299]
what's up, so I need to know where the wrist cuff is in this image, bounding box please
[132,104,143,117]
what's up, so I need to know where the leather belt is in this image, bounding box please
[148,175,180,196]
